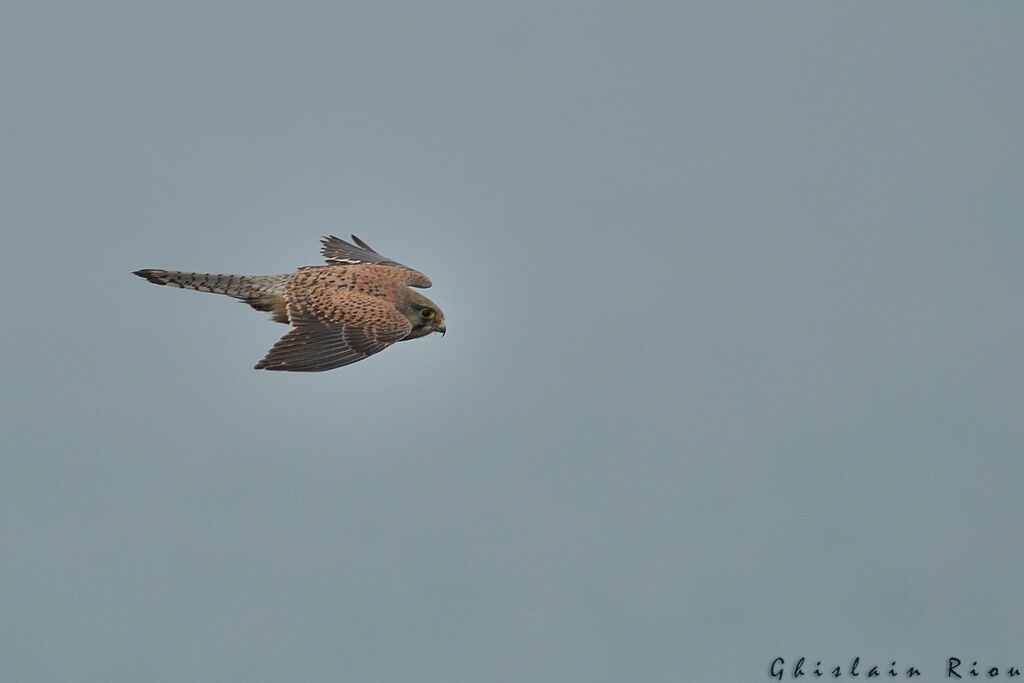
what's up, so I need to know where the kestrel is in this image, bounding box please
[133,235,445,372]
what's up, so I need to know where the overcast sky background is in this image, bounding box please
[3,3,1023,681]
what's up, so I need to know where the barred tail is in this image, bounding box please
[133,269,291,320]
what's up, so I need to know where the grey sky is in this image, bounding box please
[3,3,1023,681]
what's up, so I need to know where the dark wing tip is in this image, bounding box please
[350,234,376,252]
[254,355,308,371]
[320,234,341,253]
[320,234,398,267]
[319,234,379,254]
[319,234,424,280]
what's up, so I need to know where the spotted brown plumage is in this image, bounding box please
[133,235,445,372]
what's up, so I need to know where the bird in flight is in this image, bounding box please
[134,235,445,372]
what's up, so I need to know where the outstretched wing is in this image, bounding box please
[320,235,432,287]
[255,307,411,372]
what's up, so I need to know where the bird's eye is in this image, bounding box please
[420,308,434,319]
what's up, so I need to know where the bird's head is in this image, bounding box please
[400,290,446,340]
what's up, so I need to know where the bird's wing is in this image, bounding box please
[255,309,410,372]
[254,319,406,371]
[319,235,432,288]
[254,283,412,371]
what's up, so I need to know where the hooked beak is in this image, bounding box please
[435,319,446,337]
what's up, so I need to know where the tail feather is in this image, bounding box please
[133,269,291,321]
